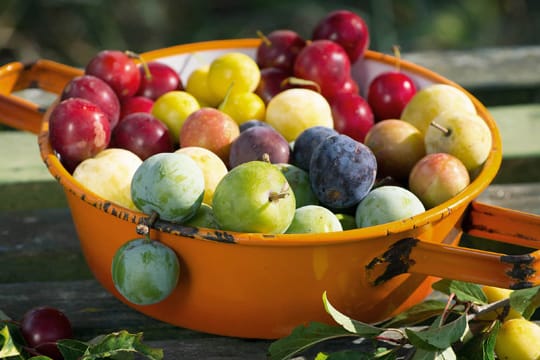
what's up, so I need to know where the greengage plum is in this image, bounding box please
[285,205,343,234]
[61,74,121,130]
[111,112,174,160]
[275,163,318,208]
[355,185,425,227]
[212,160,295,233]
[184,203,220,229]
[111,238,180,305]
[309,134,377,209]
[229,126,290,168]
[49,97,111,173]
[291,126,338,171]
[130,152,205,223]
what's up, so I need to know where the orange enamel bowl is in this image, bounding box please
[1,39,539,339]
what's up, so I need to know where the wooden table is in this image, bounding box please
[1,45,539,359]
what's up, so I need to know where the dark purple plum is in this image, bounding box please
[229,126,290,168]
[309,134,377,209]
[291,126,338,171]
[239,119,275,132]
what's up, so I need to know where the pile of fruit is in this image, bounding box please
[38,8,539,360]
[48,9,492,236]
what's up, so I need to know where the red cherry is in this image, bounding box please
[20,306,73,360]
[85,50,141,98]
[330,91,374,143]
[136,61,183,100]
[256,29,306,73]
[312,9,370,63]
[367,71,417,121]
[293,39,351,99]
[111,112,173,160]
[120,96,154,120]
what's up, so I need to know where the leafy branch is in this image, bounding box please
[268,280,540,360]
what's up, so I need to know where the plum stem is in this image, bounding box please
[125,50,151,80]
[136,211,159,236]
[392,45,402,72]
[256,30,271,47]
[430,121,452,136]
[268,183,291,202]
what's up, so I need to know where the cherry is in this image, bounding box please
[85,50,141,98]
[20,306,73,360]
[136,61,183,100]
[255,67,291,104]
[312,9,370,63]
[366,49,417,121]
[293,39,351,100]
[255,29,306,73]
[120,96,154,120]
[49,97,111,173]
[111,112,173,160]
[61,74,121,130]
[329,91,374,143]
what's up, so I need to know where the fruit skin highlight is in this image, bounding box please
[111,238,180,306]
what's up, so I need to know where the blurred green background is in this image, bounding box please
[1,0,539,67]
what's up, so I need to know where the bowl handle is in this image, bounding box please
[0,59,82,134]
[366,200,540,290]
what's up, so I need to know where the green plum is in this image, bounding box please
[212,160,295,234]
[131,152,205,223]
[285,205,343,234]
[355,185,425,227]
[111,238,180,305]
[184,203,220,229]
[335,213,357,230]
[275,163,319,208]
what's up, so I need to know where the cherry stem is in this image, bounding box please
[430,121,452,137]
[125,50,151,80]
[392,45,402,72]
[282,77,321,93]
[256,30,271,47]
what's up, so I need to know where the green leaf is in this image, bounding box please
[432,280,487,304]
[405,313,469,351]
[324,349,377,359]
[58,339,90,360]
[268,322,357,360]
[81,330,163,360]
[455,321,500,360]
[0,325,20,358]
[413,346,456,360]
[509,286,540,319]
[323,292,384,337]
[382,300,448,328]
